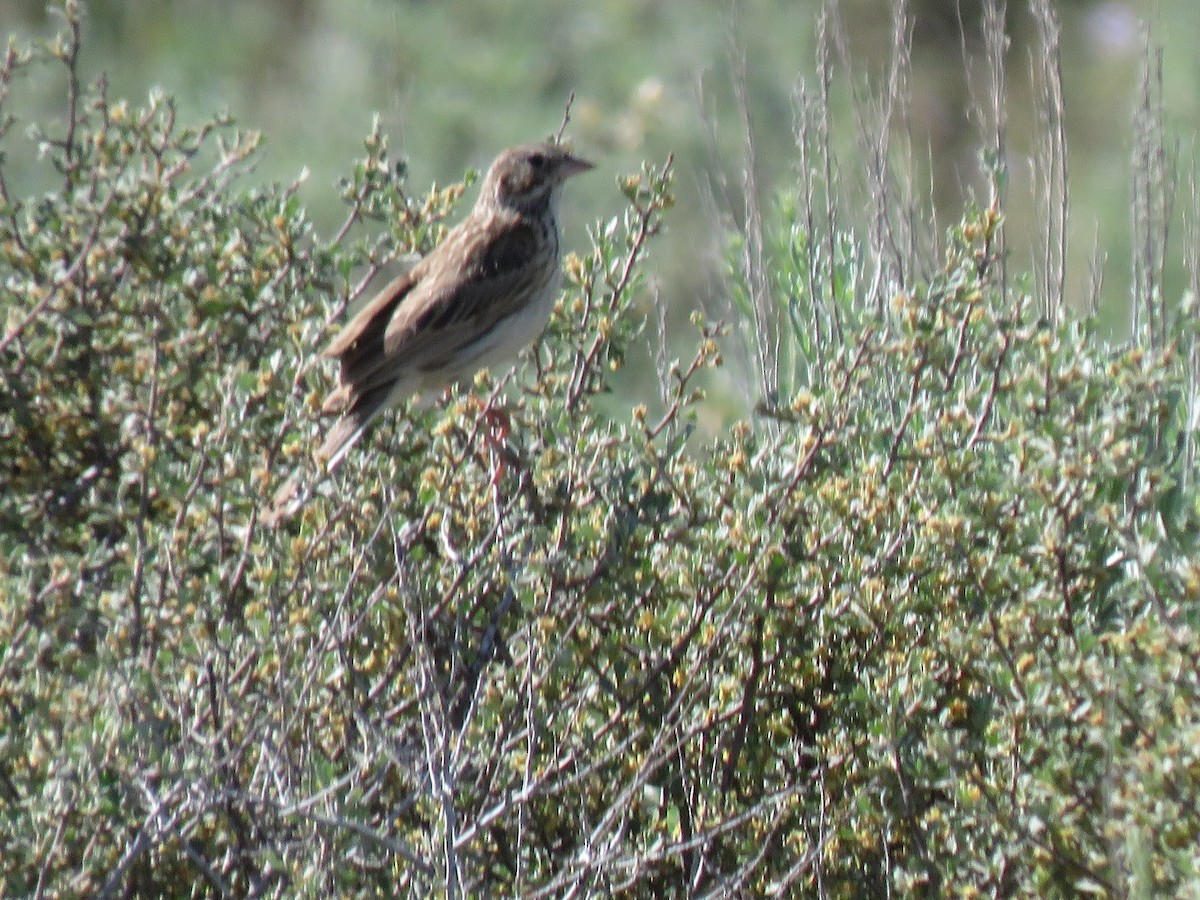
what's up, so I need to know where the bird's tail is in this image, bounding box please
[316,384,394,473]
[262,470,306,526]
[262,385,393,526]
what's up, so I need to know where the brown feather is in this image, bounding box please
[323,269,417,360]
[314,141,592,471]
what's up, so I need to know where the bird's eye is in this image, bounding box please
[528,152,546,169]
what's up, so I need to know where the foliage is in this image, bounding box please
[3,4,1200,898]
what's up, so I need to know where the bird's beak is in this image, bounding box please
[559,153,595,179]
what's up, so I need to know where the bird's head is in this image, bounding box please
[481,142,594,215]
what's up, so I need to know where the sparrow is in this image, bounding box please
[317,141,594,471]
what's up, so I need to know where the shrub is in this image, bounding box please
[2,3,1199,897]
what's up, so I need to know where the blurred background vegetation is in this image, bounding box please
[2,0,1195,362]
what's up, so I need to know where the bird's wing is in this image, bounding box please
[320,215,548,414]
[348,222,545,395]
[322,268,418,369]
[386,221,542,352]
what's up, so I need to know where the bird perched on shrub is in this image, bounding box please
[264,141,593,525]
[318,141,593,470]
